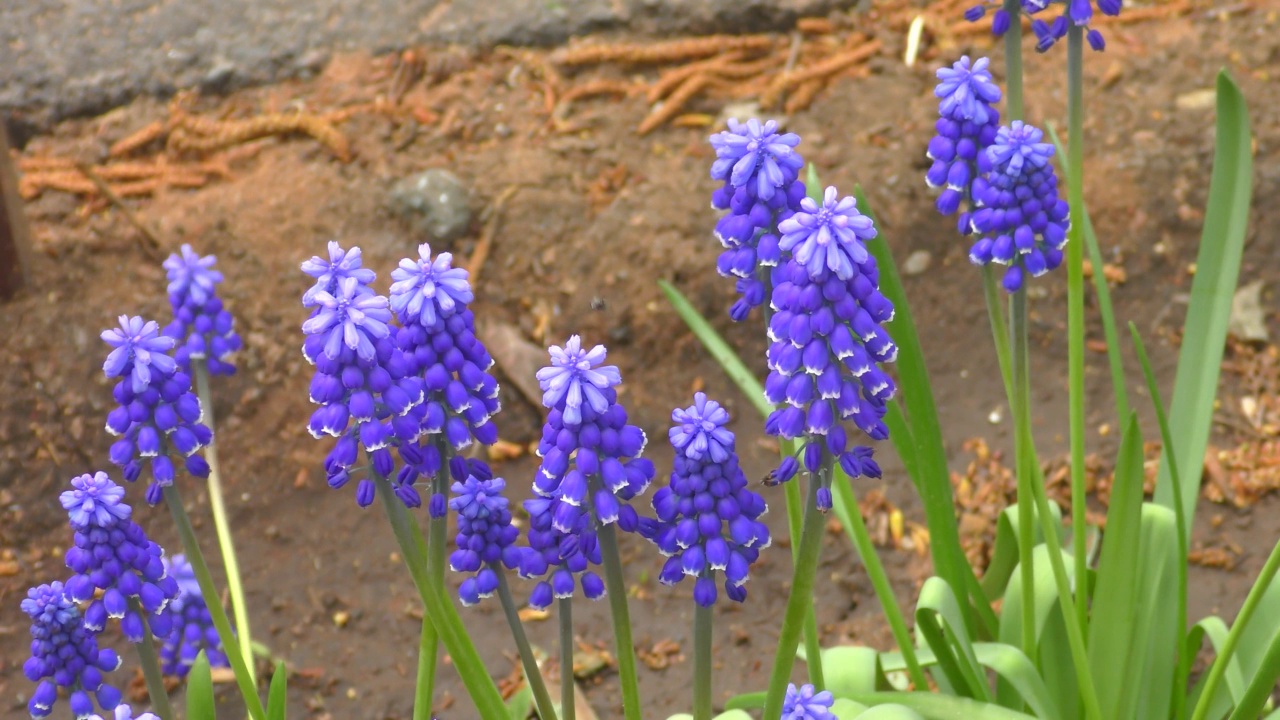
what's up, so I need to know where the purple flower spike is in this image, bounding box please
[102,316,212,501]
[709,118,803,202]
[301,241,376,308]
[160,555,230,676]
[449,468,522,606]
[390,243,475,330]
[22,582,124,719]
[646,394,769,605]
[782,683,836,719]
[926,56,1003,232]
[89,706,161,720]
[778,186,877,281]
[934,56,1002,126]
[302,277,393,363]
[163,244,242,375]
[968,121,1070,292]
[536,335,621,426]
[61,472,178,643]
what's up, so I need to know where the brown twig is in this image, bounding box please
[108,121,167,158]
[646,51,746,103]
[169,112,351,161]
[637,73,712,135]
[555,80,637,120]
[552,35,774,66]
[762,37,881,109]
[74,164,164,260]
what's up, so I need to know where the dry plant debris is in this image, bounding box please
[638,639,685,670]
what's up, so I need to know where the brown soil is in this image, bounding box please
[2,5,1279,719]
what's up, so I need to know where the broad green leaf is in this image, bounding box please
[848,693,1039,719]
[267,661,288,720]
[853,704,926,720]
[1230,628,1280,720]
[807,646,892,697]
[980,501,1064,601]
[1130,505,1182,720]
[834,698,871,718]
[1190,570,1280,718]
[1046,123,1130,426]
[1088,414,1147,717]
[505,683,533,720]
[188,651,218,720]
[664,712,752,720]
[1153,71,1254,540]
[915,577,989,701]
[1187,616,1248,717]
[998,543,1079,719]
[857,186,993,638]
[724,692,765,710]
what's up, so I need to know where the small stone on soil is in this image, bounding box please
[387,169,473,243]
[902,249,932,276]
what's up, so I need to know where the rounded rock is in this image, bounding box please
[387,169,473,243]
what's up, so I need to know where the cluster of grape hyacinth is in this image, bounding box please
[764,186,896,508]
[389,244,501,515]
[642,393,770,606]
[448,460,523,606]
[160,554,229,677]
[519,336,654,606]
[90,707,159,720]
[962,0,1117,51]
[102,315,212,504]
[782,683,837,720]
[968,121,1071,292]
[61,472,178,643]
[22,582,123,719]
[301,243,425,508]
[162,244,242,376]
[709,118,808,321]
[927,56,1002,235]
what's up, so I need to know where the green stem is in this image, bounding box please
[835,477,929,691]
[781,451,826,690]
[1010,291,1037,663]
[763,458,829,719]
[559,597,575,720]
[594,519,643,720]
[378,484,509,719]
[694,602,713,720]
[983,268,1014,400]
[1190,537,1280,720]
[1002,0,1024,121]
[415,442,449,720]
[1014,292,1104,720]
[495,567,559,720]
[1226,627,1280,720]
[193,360,255,684]
[1066,23,1090,636]
[164,485,266,720]
[133,600,175,720]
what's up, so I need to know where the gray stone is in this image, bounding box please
[902,249,932,276]
[387,169,473,243]
[1229,280,1270,343]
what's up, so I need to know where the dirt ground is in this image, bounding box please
[2,2,1279,718]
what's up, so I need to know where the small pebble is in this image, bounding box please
[902,249,932,276]
[387,169,473,243]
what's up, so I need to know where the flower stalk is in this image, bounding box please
[693,602,713,720]
[132,600,175,720]
[494,568,558,720]
[414,442,449,720]
[192,358,255,684]
[558,597,576,720]
[1010,290,1038,660]
[595,517,643,720]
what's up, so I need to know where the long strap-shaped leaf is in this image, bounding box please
[848,693,1039,720]
[1151,71,1253,540]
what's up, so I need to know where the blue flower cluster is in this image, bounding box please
[643,393,770,606]
[89,707,159,720]
[709,118,808,321]
[763,186,894,508]
[22,582,123,719]
[302,245,426,508]
[102,315,212,504]
[962,0,1117,50]
[61,472,178,643]
[782,683,837,720]
[162,244,242,376]
[448,461,522,606]
[968,121,1070,292]
[390,244,501,511]
[518,336,653,606]
[160,554,229,677]
[927,56,1002,234]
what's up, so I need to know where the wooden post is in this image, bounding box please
[0,118,34,301]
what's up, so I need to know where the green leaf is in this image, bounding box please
[814,646,893,697]
[834,699,872,718]
[997,542,1079,719]
[1046,123,1130,426]
[1153,70,1254,540]
[852,704,927,720]
[981,501,1064,601]
[856,185,994,638]
[665,712,752,720]
[915,577,989,701]
[1187,616,1248,717]
[1229,628,1280,720]
[724,691,765,710]
[505,683,533,720]
[266,661,288,720]
[188,651,218,720]
[1087,414,1147,717]
[848,693,1039,719]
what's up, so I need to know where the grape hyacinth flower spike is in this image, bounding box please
[61,472,179,643]
[782,683,837,720]
[302,248,427,507]
[160,555,230,676]
[448,465,522,606]
[389,243,501,511]
[645,393,770,606]
[89,707,160,720]
[968,121,1071,292]
[102,315,212,503]
[927,56,1003,234]
[708,117,808,321]
[765,185,894,509]
[1028,0,1120,52]
[162,244,242,375]
[22,582,124,719]
[301,241,376,310]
